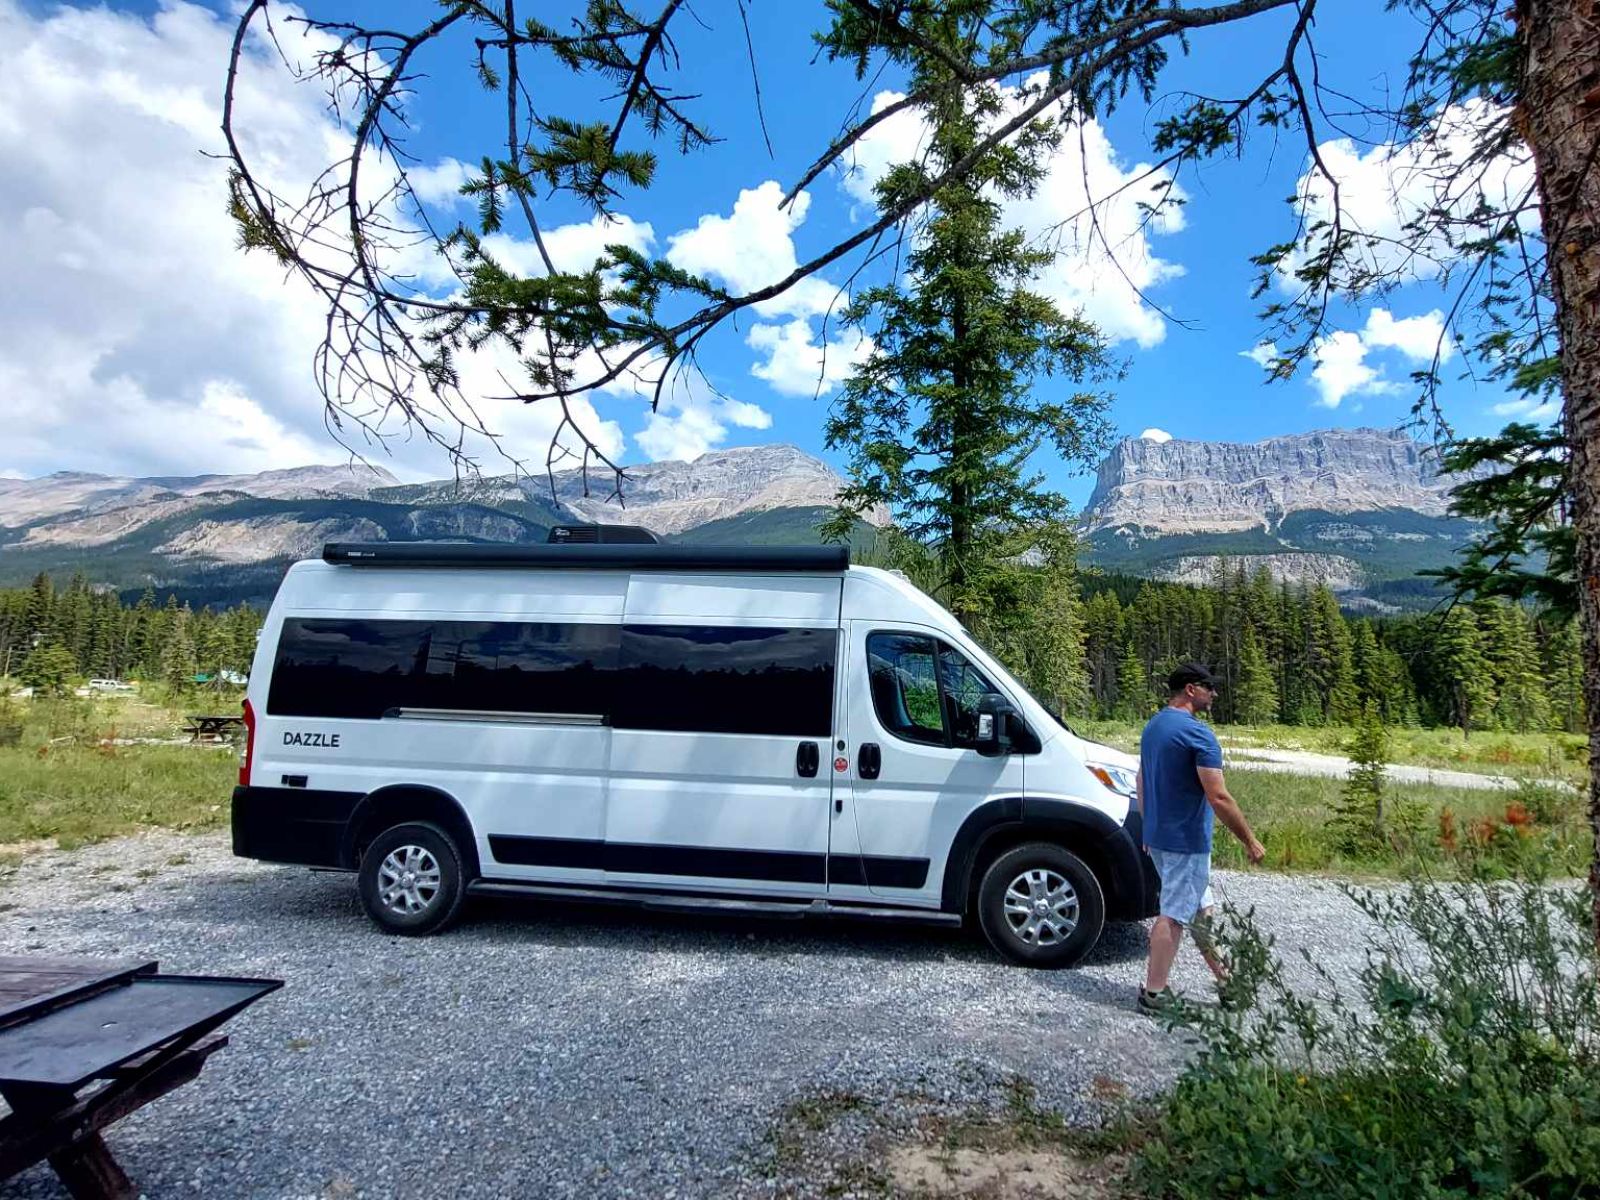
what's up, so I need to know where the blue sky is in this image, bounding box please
[0,1,1536,508]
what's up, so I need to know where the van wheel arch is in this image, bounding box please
[942,799,1123,919]
[345,786,480,880]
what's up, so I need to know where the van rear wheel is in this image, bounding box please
[976,843,1104,968]
[358,822,466,935]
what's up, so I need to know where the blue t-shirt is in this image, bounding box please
[1139,706,1224,853]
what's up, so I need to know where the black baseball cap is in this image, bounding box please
[1167,663,1219,692]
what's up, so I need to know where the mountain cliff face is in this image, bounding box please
[1083,427,1459,534]
[1080,428,1478,609]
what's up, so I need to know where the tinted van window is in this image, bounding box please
[613,625,836,737]
[429,621,618,716]
[268,618,620,720]
[268,619,434,719]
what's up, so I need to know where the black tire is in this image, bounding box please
[357,822,467,936]
[975,842,1105,968]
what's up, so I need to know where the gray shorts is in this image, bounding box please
[1148,848,1214,924]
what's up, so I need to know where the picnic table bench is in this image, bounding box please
[0,956,281,1199]
[182,714,243,742]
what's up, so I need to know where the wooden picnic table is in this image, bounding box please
[0,955,281,1199]
[182,713,244,742]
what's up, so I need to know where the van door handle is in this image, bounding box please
[796,741,820,778]
[858,742,881,780]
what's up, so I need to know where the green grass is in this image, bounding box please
[0,694,240,852]
[0,743,234,850]
[1213,772,1588,876]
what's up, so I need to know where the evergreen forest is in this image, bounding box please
[0,563,1579,736]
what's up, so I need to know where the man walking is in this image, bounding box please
[1135,663,1265,1014]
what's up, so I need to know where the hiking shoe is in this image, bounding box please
[1137,987,1175,1015]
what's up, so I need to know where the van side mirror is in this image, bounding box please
[975,695,1015,757]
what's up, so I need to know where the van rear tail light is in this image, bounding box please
[239,697,256,787]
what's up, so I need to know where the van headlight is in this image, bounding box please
[1086,761,1137,799]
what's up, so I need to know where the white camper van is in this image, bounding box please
[232,538,1157,967]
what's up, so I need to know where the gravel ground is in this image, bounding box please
[1224,746,1547,791]
[0,834,1377,1199]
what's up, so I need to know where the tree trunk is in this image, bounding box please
[948,294,973,626]
[1521,0,1600,946]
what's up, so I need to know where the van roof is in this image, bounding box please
[321,541,850,573]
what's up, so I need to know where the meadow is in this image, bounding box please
[0,689,1588,879]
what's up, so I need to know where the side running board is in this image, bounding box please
[467,881,962,926]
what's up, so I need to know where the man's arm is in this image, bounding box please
[1197,766,1266,863]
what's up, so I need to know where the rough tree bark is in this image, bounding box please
[1521,0,1600,945]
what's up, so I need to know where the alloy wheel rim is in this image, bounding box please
[1002,867,1079,945]
[378,844,442,915]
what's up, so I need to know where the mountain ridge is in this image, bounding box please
[1083,426,1460,535]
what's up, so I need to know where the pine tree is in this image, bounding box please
[1116,637,1151,722]
[1234,624,1279,725]
[1481,600,1552,732]
[1333,702,1390,855]
[1437,606,1497,737]
[1083,590,1123,718]
[1307,586,1359,725]
[19,642,77,698]
[127,588,157,681]
[22,573,52,648]
[160,602,197,690]
[820,5,1111,623]
[1544,616,1585,734]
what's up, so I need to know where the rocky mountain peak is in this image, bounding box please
[1083,427,1459,535]
[548,444,859,534]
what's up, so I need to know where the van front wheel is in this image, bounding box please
[976,843,1104,968]
[358,822,466,935]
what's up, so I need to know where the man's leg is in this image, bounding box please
[1189,906,1229,983]
[1144,915,1184,993]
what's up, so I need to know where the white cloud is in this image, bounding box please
[838,82,1185,348]
[667,181,863,395]
[482,213,656,278]
[1284,100,1534,292]
[1242,342,1280,369]
[746,320,872,398]
[1306,308,1447,408]
[667,182,844,320]
[409,157,473,209]
[0,1,628,483]
[634,382,773,462]
[1138,428,1173,443]
[1310,330,1394,408]
[587,352,772,463]
[1362,308,1454,365]
[1492,396,1561,423]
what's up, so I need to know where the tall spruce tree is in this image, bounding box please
[1438,606,1497,737]
[819,4,1112,624]
[1234,624,1279,726]
[1480,600,1552,732]
[1115,636,1151,722]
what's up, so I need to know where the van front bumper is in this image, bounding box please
[1114,809,1162,920]
[231,785,362,869]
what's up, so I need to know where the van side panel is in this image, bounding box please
[243,562,627,881]
[599,575,842,896]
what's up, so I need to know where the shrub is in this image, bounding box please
[0,697,22,748]
[1133,849,1600,1198]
